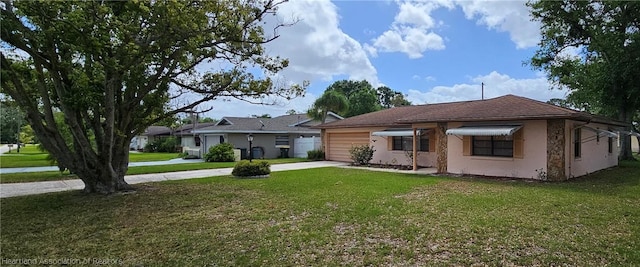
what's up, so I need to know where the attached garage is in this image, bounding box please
[326,132,370,162]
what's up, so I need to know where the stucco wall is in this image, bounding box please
[446,120,548,179]
[566,121,618,178]
[202,134,224,156]
[323,127,435,166]
[370,134,436,167]
[225,133,318,159]
[181,136,197,148]
[228,134,279,159]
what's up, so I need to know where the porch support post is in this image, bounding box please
[436,122,448,173]
[321,129,327,159]
[412,127,418,171]
[546,119,566,181]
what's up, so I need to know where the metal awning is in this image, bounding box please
[446,125,522,136]
[583,126,619,138]
[598,130,619,138]
[619,130,640,137]
[371,130,420,137]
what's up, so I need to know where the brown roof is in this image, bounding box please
[317,95,624,129]
[194,114,337,134]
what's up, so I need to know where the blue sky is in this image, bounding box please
[200,0,571,119]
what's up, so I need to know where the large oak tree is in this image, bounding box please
[528,0,640,160]
[0,0,304,193]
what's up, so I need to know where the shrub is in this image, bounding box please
[307,149,325,160]
[144,137,179,152]
[232,160,271,177]
[204,142,235,162]
[349,144,375,166]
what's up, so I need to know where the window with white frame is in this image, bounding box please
[275,135,289,146]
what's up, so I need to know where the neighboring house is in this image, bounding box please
[316,95,629,181]
[132,126,171,150]
[133,123,216,151]
[173,122,217,150]
[193,113,343,159]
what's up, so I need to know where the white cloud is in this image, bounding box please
[368,1,447,58]
[265,0,380,86]
[407,71,568,104]
[201,93,319,119]
[363,43,378,58]
[369,0,541,56]
[454,0,540,49]
[373,27,445,59]
[197,0,381,119]
[395,1,438,28]
[412,75,437,81]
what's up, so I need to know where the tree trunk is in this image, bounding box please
[69,140,135,194]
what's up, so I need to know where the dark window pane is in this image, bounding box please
[493,148,513,157]
[420,137,429,151]
[472,135,513,157]
[574,128,581,158]
[474,147,492,156]
[402,137,413,151]
[392,136,402,150]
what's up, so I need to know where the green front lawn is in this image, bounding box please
[0,145,51,168]
[0,158,309,183]
[2,160,639,266]
[0,146,179,168]
[128,152,180,162]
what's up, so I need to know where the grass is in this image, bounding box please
[0,145,180,168]
[0,145,51,168]
[0,158,309,183]
[128,152,180,162]
[1,159,639,266]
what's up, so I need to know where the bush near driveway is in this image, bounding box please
[232,160,270,177]
[204,143,235,162]
[349,144,375,165]
[306,149,324,160]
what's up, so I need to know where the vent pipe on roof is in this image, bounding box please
[481,82,484,100]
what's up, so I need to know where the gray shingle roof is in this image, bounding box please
[194,114,326,134]
[142,126,171,136]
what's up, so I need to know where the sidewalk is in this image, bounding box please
[0,161,348,198]
[0,158,205,174]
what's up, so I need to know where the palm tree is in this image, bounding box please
[307,90,348,123]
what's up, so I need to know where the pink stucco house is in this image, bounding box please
[316,95,627,181]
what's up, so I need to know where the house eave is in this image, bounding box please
[193,130,320,134]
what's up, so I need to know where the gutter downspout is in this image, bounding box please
[412,128,418,171]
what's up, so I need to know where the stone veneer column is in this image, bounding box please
[547,119,566,181]
[436,122,448,173]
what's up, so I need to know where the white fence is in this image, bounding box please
[293,136,321,158]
